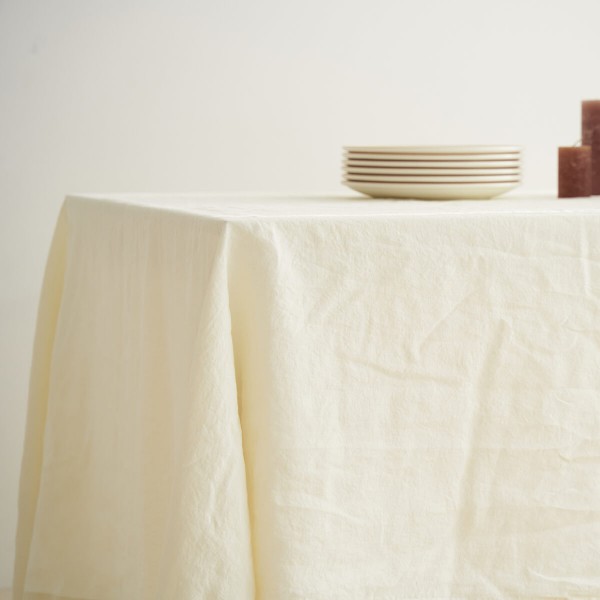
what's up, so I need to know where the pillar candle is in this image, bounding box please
[558,146,591,198]
[582,100,600,194]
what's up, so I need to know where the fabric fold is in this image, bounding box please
[14,197,255,599]
[14,193,600,599]
[13,205,69,600]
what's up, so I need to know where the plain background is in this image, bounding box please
[2,0,600,586]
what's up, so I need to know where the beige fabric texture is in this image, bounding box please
[14,194,600,599]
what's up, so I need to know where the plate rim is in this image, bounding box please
[344,176,521,183]
[345,168,521,175]
[343,180,520,199]
[346,153,522,161]
[344,145,521,154]
[345,159,522,168]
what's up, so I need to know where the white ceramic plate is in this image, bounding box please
[345,167,520,176]
[347,152,521,161]
[344,181,519,200]
[345,174,520,183]
[345,159,521,168]
[345,145,521,154]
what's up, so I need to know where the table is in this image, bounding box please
[14,193,600,599]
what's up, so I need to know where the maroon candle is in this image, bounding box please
[558,146,591,198]
[582,100,600,194]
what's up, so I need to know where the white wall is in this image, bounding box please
[1,0,600,586]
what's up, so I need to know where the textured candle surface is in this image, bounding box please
[558,146,591,198]
[582,100,600,194]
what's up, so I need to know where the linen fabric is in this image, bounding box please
[14,194,600,599]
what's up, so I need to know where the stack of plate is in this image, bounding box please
[343,146,521,200]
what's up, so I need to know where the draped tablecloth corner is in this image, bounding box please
[13,193,600,600]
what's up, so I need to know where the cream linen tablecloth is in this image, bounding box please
[14,193,600,600]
